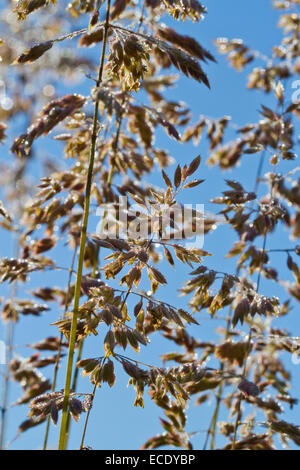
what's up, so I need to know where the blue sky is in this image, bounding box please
[1,0,300,450]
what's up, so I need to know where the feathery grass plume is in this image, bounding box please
[11,94,86,157]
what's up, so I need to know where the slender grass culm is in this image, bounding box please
[58,0,112,451]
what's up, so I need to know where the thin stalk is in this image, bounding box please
[58,0,112,450]
[0,321,14,450]
[63,338,84,449]
[63,235,101,449]
[266,248,296,253]
[253,151,265,195]
[75,1,144,450]
[76,286,135,448]
[0,233,20,450]
[203,316,231,450]
[43,246,77,450]
[64,244,101,449]
[64,106,118,449]
[231,232,268,450]
[77,267,145,447]
[208,382,223,449]
[138,1,146,32]
[80,383,97,449]
[209,317,231,450]
[79,357,106,450]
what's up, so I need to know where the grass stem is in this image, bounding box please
[58,0,112,450]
